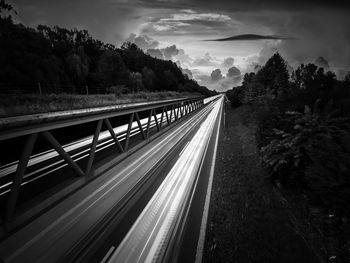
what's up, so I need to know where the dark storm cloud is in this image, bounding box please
[204,34,295,41]
[250,9,350,72]
[226,66,241,77]
[315,56,330,70]
[211,69,223,81]
[136,0,350,11]
[10,0,140,45]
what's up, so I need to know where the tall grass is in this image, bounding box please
[0,91,198,117]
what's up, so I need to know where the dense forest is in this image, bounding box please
[227,53,350,261]
[0,1,215,96]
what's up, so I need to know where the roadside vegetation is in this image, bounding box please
[226,53,350,262]
[0,1,215,117]
[0,91,197,117]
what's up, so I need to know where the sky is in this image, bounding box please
[10,0,350,91]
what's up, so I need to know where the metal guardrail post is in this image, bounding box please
[159,106,165,129]
[86,120,103,175]
[173,105,178,121]
[5,133,38,222]
[134,112,146,140]
[146,109,153,139]
[124,113,134,151]
[169,106,173,125]
[152,109,160,131]
[165,106,170,126]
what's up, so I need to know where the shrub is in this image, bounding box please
[260,100,350,215]
[107,85,128,96]
[226,86,244,108]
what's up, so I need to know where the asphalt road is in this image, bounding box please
[100,96,223,263]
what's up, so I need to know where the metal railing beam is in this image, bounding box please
[42,131,85,177]
[134,112,146,140]
[5,133,38,222]
[85,120,103,175]
[124,113,134,151]
[103,119,124,153]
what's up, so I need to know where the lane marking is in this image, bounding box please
[195,98,223,263]
[100,246,115,263]
[108,98,222,263]
[178,141,190,157]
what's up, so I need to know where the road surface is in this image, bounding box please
[0,95,223,263]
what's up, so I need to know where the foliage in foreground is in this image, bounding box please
[260,101,350,215]
[226,52,350,261]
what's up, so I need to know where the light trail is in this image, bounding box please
[0,99,216,263]
[107,97,223,263]
[0,108,183,196]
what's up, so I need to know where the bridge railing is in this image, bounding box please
[0,96,204,225]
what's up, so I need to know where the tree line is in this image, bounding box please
[226,53,350,261]
[0,1,215,96]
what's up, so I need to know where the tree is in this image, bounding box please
[0,0,16,19]
[65,46,89,86]
[344,72,350,84]
[256,52,290,96]
[129,72,144,92]
[292,63,336,92]
[142,67,156,91]
[162,70,178,91]
[97,50,130,91]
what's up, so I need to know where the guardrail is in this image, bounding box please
[0,96,204,225]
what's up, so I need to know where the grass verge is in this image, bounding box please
[0,91,198,118]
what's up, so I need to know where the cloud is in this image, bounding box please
[125,34,181,61]
[241,9,350,72]
[138,9,238,37]
[192,53,220,67]
[221,57,234,68]
[133,0,350,12]
[175,48,193,66]
[181,68,193,78]
[314,56,330,70]
[195,71,242,92]
[161,12,231,23]
[146,48,164,59]
[204,34,295,41]
[211,69,223,81]
[226,66,241,77]
[179,0,350,12]
[125,33,159,50]
[161,45,179,60]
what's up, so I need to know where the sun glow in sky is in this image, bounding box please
[11,0,350,91]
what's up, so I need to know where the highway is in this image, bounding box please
[0,109,174,196]
[0,96,218,198]
[0,95,223,263]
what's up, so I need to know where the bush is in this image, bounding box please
[107,85,128,96]
[260,100,350,216]
[226,86,244,108]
